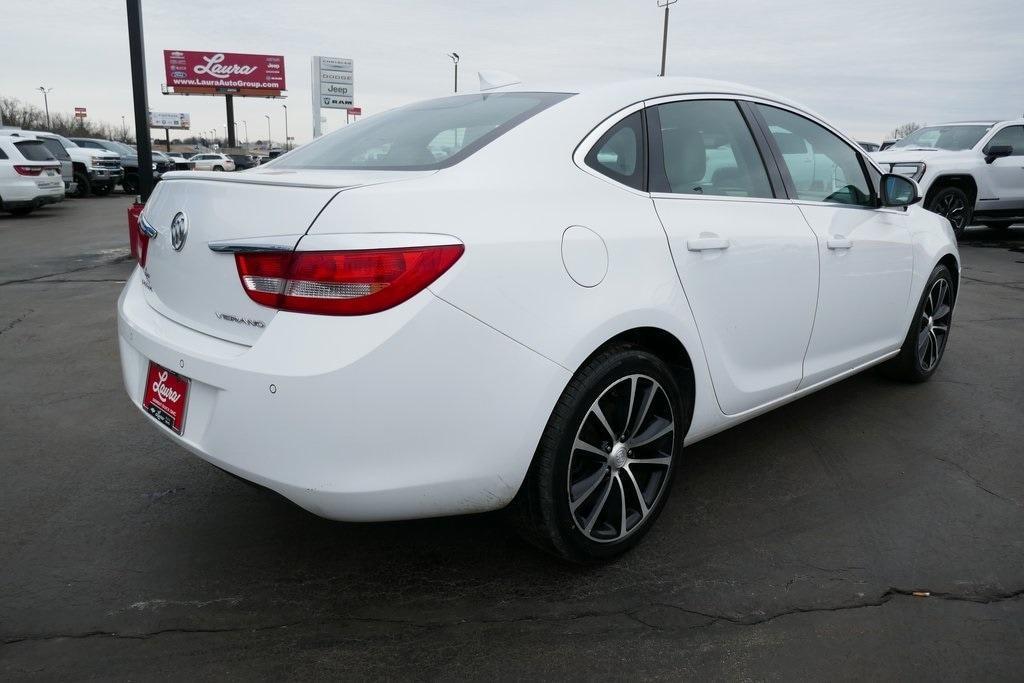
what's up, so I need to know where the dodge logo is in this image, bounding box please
[170,212,188,251]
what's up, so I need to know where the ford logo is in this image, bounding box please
[170,211,188,252]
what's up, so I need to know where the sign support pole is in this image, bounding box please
[311,57,322,139]
[165,128,171,152]
[225,94,236,148]
[126,0,154,202]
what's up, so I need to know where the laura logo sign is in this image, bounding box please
[163,50,286,91]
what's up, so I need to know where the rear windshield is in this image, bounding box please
[271,92,572,171]
[889,125,991,151]
[15,140,56,162]
[39,138,70,160]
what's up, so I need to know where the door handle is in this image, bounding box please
[686,236,730,252]
[826,235,852,250]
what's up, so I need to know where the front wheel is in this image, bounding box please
[928,187,972,238]
[72,171,91,198]
[510,345,689,562]
[882,264,955,382]
[212,166,224,172]
[121,174,138,194]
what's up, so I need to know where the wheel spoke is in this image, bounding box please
[570,468,608,511]
[573,438,607,458]
[616,475,628,539]
[933,303,951,322]
[590,403,617,442]
[917,327,930,354]
[622,466,649,516]
[583,476,614,533]
[624,376,637,437]
[632,418,674,448]
[629,383,656,440]
[629,455,672,467]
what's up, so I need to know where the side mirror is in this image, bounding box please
[984,145,1013,164]
[880,173,920,208]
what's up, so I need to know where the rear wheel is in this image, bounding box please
[928,187,972,238]
[213,166,224,172]
[72,171,91,198]
[511,345,688,563]
[882,264,955,382]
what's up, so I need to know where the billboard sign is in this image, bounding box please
[149,112,191,129]
[312,56,355,137]
[163,50,286,96]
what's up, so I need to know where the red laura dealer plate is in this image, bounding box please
[143,362,190,435]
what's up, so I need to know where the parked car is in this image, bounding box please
[879,139,898,151]
[857,141,880,152]
[0,133,64,215]
[226,153,258,170]
[188,153,236,171]
[52,134,121,197]
[21,131,75,195]
[871,119,1024,236]
[70,138,166,193]
[165,152,196,171]
[121,78,959,561]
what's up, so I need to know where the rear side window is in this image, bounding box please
[0,147,7,160]
[15,140,56,162]
[584,111,646,190]
[272,92,572,171]
[40,138,70,160]
[985,125,1024,156]
[648,100,774,199]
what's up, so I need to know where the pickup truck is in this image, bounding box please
[70,138,170,194]
[871,120,1024,237]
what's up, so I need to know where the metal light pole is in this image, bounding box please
[236,120,249,148]
[121,114,127,140]
[264,114,271,149]
[447,53,460,93]
[282,104,289,150]
[37,86,53,128]
[657,0,678,77]
[125,0,154,201]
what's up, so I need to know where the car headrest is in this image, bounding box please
[662,128,706,190]
[711,166,742,187]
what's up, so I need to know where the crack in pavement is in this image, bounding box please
[934,456,1023,508]
[5,587,1023,646]
[0,254,132,287]
[0,309,32,336]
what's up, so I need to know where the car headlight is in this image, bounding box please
[891,162,925,182]
[152,162,158,170]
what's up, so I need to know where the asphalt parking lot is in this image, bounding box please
[2,197,1022,679]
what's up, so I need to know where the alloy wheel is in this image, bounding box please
[918,277,952,372]
[567,374,676,543]
[936,192,967,230]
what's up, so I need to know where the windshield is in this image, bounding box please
[105,141,137,156]
[272,92,572,171]
[889,125,991,151]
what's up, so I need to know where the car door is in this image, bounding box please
[980,125,1024,207]
[648,97,820,415]
[752,104,914,386]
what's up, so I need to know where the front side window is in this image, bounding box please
[649,100,773,199]
[985,126,1024,155]
[272,92,571,171]
[757,105,874,207]
[584,111,645,190]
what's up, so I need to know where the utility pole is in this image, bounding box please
[37,86,53,128]
[282,104,289,150]
[125,0,154,201]
[448,53,460,93]
[657,0,678,77]
[264,114,271,149]
[236,120,249,148]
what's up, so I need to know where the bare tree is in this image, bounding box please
[890,122,922,140]
[1,94,135,143]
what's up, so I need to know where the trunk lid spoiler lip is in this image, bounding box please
[207,232,463,254]
[159,168,438,190]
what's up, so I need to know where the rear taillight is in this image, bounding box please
[14,165,44,176]
[129,208,153,268]
[234,245,464,315]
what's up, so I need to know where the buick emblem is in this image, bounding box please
[170,212,188,251]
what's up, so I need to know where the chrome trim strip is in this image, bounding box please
[139,215,158,238]
[208,243,295,254]
[295,232,463,251]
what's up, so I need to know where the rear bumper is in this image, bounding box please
[117,268,569,521]
[2,185,64,209]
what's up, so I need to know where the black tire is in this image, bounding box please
[882,264,955,382]
[212,166,224,172]
[72,171,91,198]
[927,186,972,238]
[92,184,112,196]
[510,344,690,563]
[122,174,138,194]
[7,207,34,216]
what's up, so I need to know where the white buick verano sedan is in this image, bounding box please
[119,78,959,561]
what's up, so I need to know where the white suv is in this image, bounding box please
[0,134,65,216]
[872,120,1024,236]
[188,153,235,172]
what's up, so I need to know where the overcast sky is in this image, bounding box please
[2,0,1020,144]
